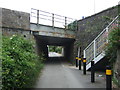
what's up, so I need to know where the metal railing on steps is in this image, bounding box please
[83,15,119,70]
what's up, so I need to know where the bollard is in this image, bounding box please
[83,58,86,75]
[106,66,112,90]
[91,61,95,83]
[76,56,78,67]
[78,57,81,70]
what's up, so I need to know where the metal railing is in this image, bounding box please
[30,8,77,30]
[84,15,119,64]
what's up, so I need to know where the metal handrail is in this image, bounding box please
[84,15,119,64]
[30,8,77,30]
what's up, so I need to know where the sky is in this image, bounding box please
[0,0,119,20]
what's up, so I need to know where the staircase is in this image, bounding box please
[83,15,119,70]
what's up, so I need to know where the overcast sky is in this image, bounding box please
[0,0,119,20]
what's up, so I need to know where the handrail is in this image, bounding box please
[84,15,119,64]
[106,15,119,28]
[30,8,77,30]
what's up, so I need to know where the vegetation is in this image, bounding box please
[67,20,78,30]
[49,46,62,54]
[105,25,120,65]
[102,16,112,21]
[105,24,120,87]
[2,35,45,89]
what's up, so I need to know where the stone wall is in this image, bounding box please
[1,8,31,39]
[114,49,120,87]
[2,8,30,30]
[75,5,119,57]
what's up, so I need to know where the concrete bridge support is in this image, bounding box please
[64,42,74,63]
[35,36,49,59]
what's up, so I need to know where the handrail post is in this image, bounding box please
[84,50,86,58]
[65,17,67,30]
[106,27,109,43]
[93,40,96,59]
[52,13,54,28]
[37,10,39,24]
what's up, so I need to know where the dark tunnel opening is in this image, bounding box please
[34,35,75,63]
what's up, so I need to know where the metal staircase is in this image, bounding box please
[83,15,119,70]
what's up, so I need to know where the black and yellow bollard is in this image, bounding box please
[106,66,112,90]
[76,56,78,67]
[78,57,81,70]
[91,61,95,83]
[83,58,86,75]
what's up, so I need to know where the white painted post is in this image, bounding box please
[84,50,86,58]
[78,47,80,57]
[106,27,109,43]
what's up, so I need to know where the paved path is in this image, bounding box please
[34,58,106,88]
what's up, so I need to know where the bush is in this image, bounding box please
[2,35,45,89]
[105,25,120,65]
[49,46,62,54]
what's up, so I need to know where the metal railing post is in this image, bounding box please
[65,17,67,30]
[106,27,109,43]
[93,40,96,59]
[84,50,86,58]
[37,10,39,24]
[52,13,54,28]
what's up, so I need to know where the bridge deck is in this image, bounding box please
[30,23,75,39]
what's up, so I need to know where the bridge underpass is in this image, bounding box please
[33,34,106,88]
[34,34,75,62]
[30,8,77,62]
[30,9,106,88]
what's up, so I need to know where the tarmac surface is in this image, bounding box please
[34,57,106,88]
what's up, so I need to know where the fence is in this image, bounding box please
[30,8,77,30]
[84,15,119,64]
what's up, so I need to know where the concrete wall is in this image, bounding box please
[75,5,118,57]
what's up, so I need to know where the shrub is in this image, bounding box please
[49,46,62,54]
[105,25,120,65]
[2,35,45,89]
